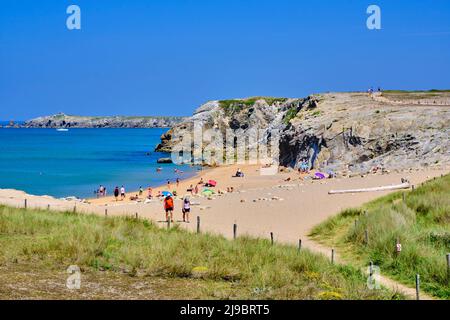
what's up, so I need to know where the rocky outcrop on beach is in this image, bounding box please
[279,92,450,173]
[157,157,173,164]
[156,91,450,173]
[155,97,304,163]
[23,113,187,128]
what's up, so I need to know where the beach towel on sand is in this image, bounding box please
[315,172,326,179]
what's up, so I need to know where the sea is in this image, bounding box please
[0,125,198,199]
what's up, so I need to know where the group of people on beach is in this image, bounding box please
[96,164,247,224]
[96,185,107,197]
[96,185,126,199]
[97,185,127,201]
[113,186,126,201]
[163,194,191,223]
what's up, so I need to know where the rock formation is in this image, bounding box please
[156,91,450,173]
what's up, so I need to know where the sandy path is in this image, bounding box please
[305,240,435,300]
[1,166,447,299]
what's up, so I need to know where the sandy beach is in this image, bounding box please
[1,165,448,253]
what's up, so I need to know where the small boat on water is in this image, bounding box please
[56,128,69,132]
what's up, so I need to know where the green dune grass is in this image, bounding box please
[0,205,399,300]
[310,174,450,299]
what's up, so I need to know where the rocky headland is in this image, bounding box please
[21,113,187,128]
[155,91,450,174]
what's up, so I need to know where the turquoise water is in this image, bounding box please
[0,128,197,198]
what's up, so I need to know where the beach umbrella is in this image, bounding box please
[208,179,217,187]
[162,191,173,197]
[315,172,326,179]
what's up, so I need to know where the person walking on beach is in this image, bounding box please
[120,185,126,200]
[176,178,180,188]
[139,186,143,197]
[182,196,191,223]
[194,184,199,195]
[114,186,119,201]
[163,195,174,223]
[167,180,171,190]
[147,187,153,199]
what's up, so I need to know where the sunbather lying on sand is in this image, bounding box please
[233,168,244,177]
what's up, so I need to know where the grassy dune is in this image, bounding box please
[381,89,450,101]
[311,174,450,299]
[0,205,398,300]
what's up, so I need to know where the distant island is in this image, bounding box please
[7,113,188,128]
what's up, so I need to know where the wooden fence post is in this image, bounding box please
[233,223,237,240]
[24,199,27,209]
[364,229,369,245]
[167,218,171,229]
[331,249,335,264]
[47,204,50,211]
[270,232,274,245]
[446,253,450,284]
[298,239,302,252]
[196,216,200,234]
[135,212,138,219]
[105,209,108,217]
[415,274,420,300]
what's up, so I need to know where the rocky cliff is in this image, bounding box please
[23,113,187,128]
[279,92,450,173]
[156,91,450,173]
[155,97,303,156]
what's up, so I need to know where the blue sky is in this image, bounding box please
[1,0,449,120]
